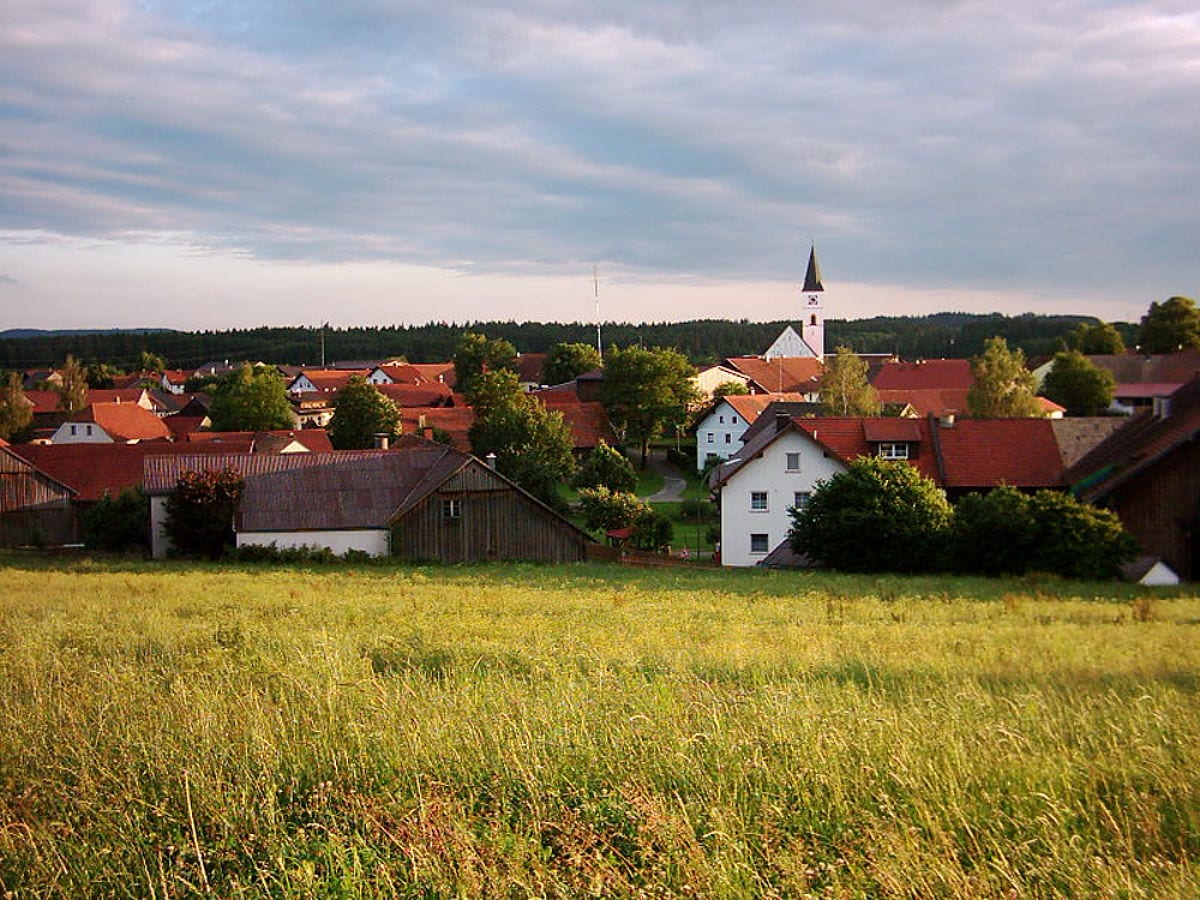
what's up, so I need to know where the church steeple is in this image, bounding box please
[801,243,825,359]
[803,243,824,293]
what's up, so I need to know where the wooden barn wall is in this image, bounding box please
[392,465,587,563]
[0,453,77,546]
[1110,440,1200,580]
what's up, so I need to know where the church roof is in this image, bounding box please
[802,244,824,293]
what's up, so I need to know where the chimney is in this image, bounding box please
[485,452,498,469]
[938,412,956,428]
[418,414,427,430]
[373,433,390,450]
[775,412,790,433]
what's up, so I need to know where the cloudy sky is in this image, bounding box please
[1,1,1197,331]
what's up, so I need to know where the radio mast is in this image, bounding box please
[593,264,602,358]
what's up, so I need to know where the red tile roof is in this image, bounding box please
[183,429,334,453]
[375,382,455,407]
[875,387,971,416]
[516,353,547,385]
[398,406,476,450]
[11,442,253,501]
[872,359,974,391]
[164,415,209,439]
[722,357,824,394]
[67,402,172,442]
[552,401,617,451]
[24,390,61,414]
[288,369,368,393]
[721,392,810,423]
[407,362,456,387]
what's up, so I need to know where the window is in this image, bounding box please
[785,452,801,472]
[442,499,462,520]
[706,433,714,444]
[718,414,724,423]
[750,533,770,554]
[732,415,739,424]
[85,425,93,436]
[750,491,768,512]
[877,442,910,460]
[793,491,811,511]
[69,425,77,436]
[725,433,732,444]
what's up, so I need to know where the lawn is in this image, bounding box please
[1,555,1197,896]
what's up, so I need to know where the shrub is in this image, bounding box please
[949,486,1036,575]
[678,498,716,521]
[1025,491,1138,579]
[577,487,645,533]
[572,441,637,494]
[789,457,952,573]
[630,507,673,552]
[164,468,244,560]
[82,487,150,554]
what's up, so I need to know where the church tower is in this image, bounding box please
[801,243,825,360]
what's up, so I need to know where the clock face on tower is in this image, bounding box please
[806,295,820,306]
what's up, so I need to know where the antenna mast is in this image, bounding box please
[593,264,602,358]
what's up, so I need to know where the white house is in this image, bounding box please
[693,364,754,400]
[692,393,809,471]
[709,420,845,567]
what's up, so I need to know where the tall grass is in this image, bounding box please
[0,557,1197,896]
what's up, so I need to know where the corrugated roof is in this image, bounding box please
[142,449,388,494]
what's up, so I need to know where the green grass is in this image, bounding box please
[1,555,1198,896]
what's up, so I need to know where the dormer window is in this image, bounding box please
[877,442,910,460]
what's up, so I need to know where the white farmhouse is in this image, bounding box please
[692,393,810,471]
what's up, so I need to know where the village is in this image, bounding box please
[2,250,1197,584]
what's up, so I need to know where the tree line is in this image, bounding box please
[0,312,1133,370]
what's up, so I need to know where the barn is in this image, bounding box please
[0,439,77,547]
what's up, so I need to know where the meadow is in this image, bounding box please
[0,555,1197,897]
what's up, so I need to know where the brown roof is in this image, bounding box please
[875,388,971,416]
[164,415,209,440]
[398,406,476,449]
[183,429,334,453]
[516,353,547,385]
[1067,377,1200,499]
[235,446,470,532]
[375,382,455,407]
[722,357,824,394]
[1083,351,1200,387]
[67,402,172,442]
[552,401,617,451]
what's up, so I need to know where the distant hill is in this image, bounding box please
[0,328,174,340]
[0,315,1132,371]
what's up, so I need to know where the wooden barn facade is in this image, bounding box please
[390,461,590,563]
[0,442,77,547]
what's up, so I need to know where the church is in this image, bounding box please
[763,243,825,361]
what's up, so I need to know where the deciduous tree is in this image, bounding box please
[712,381,749,399]
[1041,350,1115,416]
[468,369,575,507]
[1070,320,1125,355]
[164,468,244,559]
[543,342,602,387]
[600,345,700,468]
[208,364,294,432]
[572,441,637,493]
[454,332,518,399]
[0,372,33,441]
[820,346,880,416]
[1137,296,1200,353]
[967,337,1042,418]
[56,355,88,414]
[328,376,399,449]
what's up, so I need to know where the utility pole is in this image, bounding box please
[593,264,602,359]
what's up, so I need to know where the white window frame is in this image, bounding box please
[750,533,770,554]
[750,491,768,512]
[785,452,801,472]
[878,442,910,460]
[706,433,714,444]
[442,498,462,520]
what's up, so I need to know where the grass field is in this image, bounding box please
[1,555,1197,897]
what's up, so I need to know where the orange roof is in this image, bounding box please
[184,429,334,453]
[164,416,208,439]
[375,382,455,407]
[373,363,432,385]
[723,357,824,394]
[552,401,617,451]
[67,402,171,442]
[872,359,974,391]
[407,362,456,387]
[721,392,810,423]
[289,370,367,392]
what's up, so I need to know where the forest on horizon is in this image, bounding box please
[0,311,1132,372]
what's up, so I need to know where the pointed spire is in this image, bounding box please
[802,243,824,293]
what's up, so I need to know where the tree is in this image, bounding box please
[467,369,576,507]
[85,362,121,389]
[1041,350,1115,416]
[208,364,294,432]
[137,350,167,372]
[630,506,673,552]
[712,381,749,399]
[82,487,150,553]
[56,355,88,414]
[789,456,952,573]
[453,332,518,399]
[820,345,880,416]
[0,372,33,441]
[949,486,1037,575]
[327,376,399,449]
[1137,296,1200,353]
[1070,320,1125,355]
[164,468,244,559]
[1025,491,1138,579]
[967,336,1042,418]
[600,345,700,468]
[577,486,645,532]
[572,441,637,493]
[543,342,602,387]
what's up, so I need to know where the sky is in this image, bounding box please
[1,0,1197,331]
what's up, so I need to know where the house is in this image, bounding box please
[692,393,809,471]
[710,414,1068,567]
[693,364,755,400]
[51,401,172,444]
[286,369,368,395]
[1031,350,1200,414]
[1067,378,1200,580]
[0,439,77,547]
[398,406,476,449]
[184,429,334,453]
[720,356,824,397]
[535,394,618,458]
[871,358,975,392]
[515,353,548,391]
[160,370,191,394]
[142,445,593,562]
